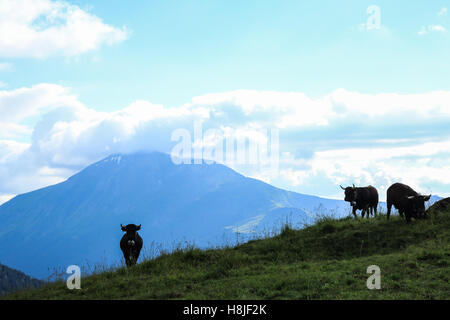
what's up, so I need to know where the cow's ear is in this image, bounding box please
[121,224,126,232]
[423,195,431,201]
[136,224,141,231]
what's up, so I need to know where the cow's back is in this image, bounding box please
[367,185,379,206]
[358,186,378,205]
[387,183,418,209]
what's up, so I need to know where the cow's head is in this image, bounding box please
[121,224,141,246]
[405,195,431,218]
[340,184,358,206]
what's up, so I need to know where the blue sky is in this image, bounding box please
[1,0,450,204]
[4,0,450,108]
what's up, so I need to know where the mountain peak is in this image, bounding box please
[0,151,346,279]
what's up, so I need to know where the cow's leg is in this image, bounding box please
[122,252,130,267]
[131,249,138,266]
[363,208,368,219]
[352,206,357,218]
[387,202,392,220]
[374,205,378,217]
[405,212,411,223]
[135,249,141,262]
[129,253,135,266]
[126,248,134,267]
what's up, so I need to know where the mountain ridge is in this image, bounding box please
[0,152,350,279]
[0,152,439,279]
[0,262,43,296]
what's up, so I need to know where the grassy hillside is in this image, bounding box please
[3,210,450,300]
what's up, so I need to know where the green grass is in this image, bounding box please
[4,211,450,300]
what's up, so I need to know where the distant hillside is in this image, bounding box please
[0,263,43,296]
[0,152,349,279]
[5,209,450,300]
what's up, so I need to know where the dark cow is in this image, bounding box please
[386,183,431,222]
[340,184,379,218]
[120,224,143,267]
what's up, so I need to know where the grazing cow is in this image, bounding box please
[386,183,431,222]
[340,184,379,218]
[120,224,143,267]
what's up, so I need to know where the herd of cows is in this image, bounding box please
[340,182,431,222]
[119,182,432,268]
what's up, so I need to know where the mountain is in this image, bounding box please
[0,263,43,296]
[0,152,350,279]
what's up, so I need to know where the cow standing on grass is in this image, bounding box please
[340,185,379,218]
[120,224,143,267]
[386,183,431,223]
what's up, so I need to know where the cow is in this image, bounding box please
[386,183,431,222]
[120,224,143,267]
[340,184,379,219]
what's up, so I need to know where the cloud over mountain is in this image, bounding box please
[1,84,450,202]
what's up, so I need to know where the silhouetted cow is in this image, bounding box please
[386,183,431,222]
[120,224,143,267]
[340,184,379,218]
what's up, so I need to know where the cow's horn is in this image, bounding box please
[352,184,356,189]
[340,185,345,190]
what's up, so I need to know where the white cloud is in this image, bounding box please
[1,85,450,200]
[438,8,447,16]
[0,193,15,205]
[418,24,446,35]
[428,25,446,32]
[0,83,83,122]
[0,0,128,58]
[310,142,450,193]
[418,26,428,36]
[0,122,31,138]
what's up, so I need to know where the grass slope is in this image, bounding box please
[4,211,450,300]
